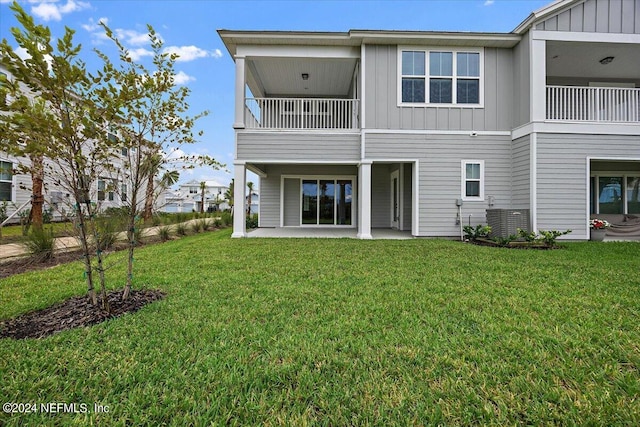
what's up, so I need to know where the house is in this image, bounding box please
[220,0,639,239]
[157,179,229,213]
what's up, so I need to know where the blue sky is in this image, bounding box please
[0,0,550,188]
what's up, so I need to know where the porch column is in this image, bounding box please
[232,162,246,238]
[357,160,372,239]
[530,33,546,123]
[233,55,246,129]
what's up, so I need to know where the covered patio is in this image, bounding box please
[247,228,413,239]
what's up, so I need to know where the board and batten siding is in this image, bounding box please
[363,45,515,132]
[535,133,640,238]
[535,0,640,34]
[236,132,360,162]
[512,136,530,209]
[512,31,531,129]
[365,133,513,236]
[258,164,358,227]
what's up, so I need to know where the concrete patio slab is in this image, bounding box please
[247,228,413,239]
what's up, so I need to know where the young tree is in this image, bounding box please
[0,3,119,306]
[95,23,221,300]
[199,181,206,214]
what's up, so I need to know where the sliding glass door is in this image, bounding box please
[302,179,352,225]
[591,175,640,215]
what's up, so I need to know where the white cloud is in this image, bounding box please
[31,0,90,22]
[173,71,195,85]
[81,16,108,32]
[484,0,495,5]
[15,45,53,69]
[127,47,153,61]
[115,28,156,46]
[163,46,223,62]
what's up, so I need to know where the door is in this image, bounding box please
[390,170,399,229]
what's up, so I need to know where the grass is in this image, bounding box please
[1,231,639,425]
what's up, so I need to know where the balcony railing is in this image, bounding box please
[547,85,640,123]
[245,98,359,130]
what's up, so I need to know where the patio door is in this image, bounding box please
[390,170,399,229]
[302,178,353,226]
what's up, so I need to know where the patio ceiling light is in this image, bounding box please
[599,56,614,65]
[301,73,309,80]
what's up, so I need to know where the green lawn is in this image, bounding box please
[1,230,638,425]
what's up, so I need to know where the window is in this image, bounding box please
[121,184,127,202]
[121,147,128,156]
[400,48,482,106]
[107,125,119,143]
[0,160,13,201]
[301,178,353,226]
[462,160,484,200]
[97,179,106,201]
[189,186,198,194]
[591,175,640,214]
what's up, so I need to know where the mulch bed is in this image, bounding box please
[0,289,165,339]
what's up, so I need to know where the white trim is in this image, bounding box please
[530,38,546,123]
[365,129,511,136]
[397,46,484,108]
[413,160,419,236]
[0,158,15,203]
[532,30,640,44]
[238,160,359,165]
[279,175,285,227]
[361,43,366,161]
[399,163,405,231]
[236,45,360,59]
[461,160,485,201]
[530,133,538,233]
[238,129,360,135]
[512,122,640,139]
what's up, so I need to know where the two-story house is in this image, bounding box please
[220,0,640,240]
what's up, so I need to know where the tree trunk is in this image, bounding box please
[122,192,137,301]
[76,202,97,306]
[200,186,205,214]
[29,154,45,231]
[142,175,155,221]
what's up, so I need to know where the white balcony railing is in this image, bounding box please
[547,85,640,123]
[244,98,359,130]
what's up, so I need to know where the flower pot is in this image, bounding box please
[590,228,606,241]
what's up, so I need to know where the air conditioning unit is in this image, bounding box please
[486,209,531,238]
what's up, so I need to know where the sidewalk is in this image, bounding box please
[0,219,207,262]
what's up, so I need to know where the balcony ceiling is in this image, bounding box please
[248,57,358,97]
[547,41,640,81]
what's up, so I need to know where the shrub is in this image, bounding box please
[538,229,572,247]
[151,215,162,226]
[463,224,491,241]
[95,215,120,251]
[24,227,55,261]
[221,212,233,226]
[517,228,537,242]
[191,220,203,234]
[494,234,519,247]
[175,223,188,236]
[213,218,222,228]
[158,226,172,242]
[246,214,258,229]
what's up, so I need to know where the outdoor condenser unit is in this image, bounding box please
[486,209,531,238]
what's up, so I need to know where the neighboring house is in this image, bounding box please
[246,191,259,215]
[157,179,229,213]
[219,0,640,239]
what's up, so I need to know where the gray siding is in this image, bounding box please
[283,178,300,226]
[371,163,390,228]
[512,31,531,128]
[365,133,513,236]
[258,164,358,228]
[364,45,514,132]
[237,132,360,162]
[536,0,640,34]
[512,136,530,209]
[536,133,640,238]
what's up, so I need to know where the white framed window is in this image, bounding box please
[0,160,13,201]
[399,47,483,107]
[121,183,128,202]
[462,160,484,201]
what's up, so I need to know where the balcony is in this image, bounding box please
[546,86,640,123]
[245,98,359,130]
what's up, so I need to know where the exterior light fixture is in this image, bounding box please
[301,73,309,80]
[599,56,614,65]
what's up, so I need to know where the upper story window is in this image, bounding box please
[0,160,13,201]
[400,48,483,107]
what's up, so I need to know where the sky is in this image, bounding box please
[0,0,551,189]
